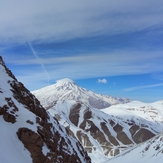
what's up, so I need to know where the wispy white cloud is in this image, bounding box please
[27,41,50,84]
[6,50,163,75]
[5,46,161,91]
[16,72,50,91]
[7,49,162,91]
[98,78,107,84]
[1,0,163,92]
[0,0,163,43]
[151,73,163,81]
[124,83,163,91]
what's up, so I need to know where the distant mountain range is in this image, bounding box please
[33,79,163,162]
[32,78,130,109]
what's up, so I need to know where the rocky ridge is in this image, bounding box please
[0,56,91,163]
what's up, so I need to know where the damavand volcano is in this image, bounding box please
[32,78,130,110]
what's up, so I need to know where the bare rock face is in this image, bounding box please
[17,128,47,163]
[132,128,155,143]
[0,56,91,163]
[69,103,82,126]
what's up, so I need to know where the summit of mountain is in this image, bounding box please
[56,78,76,84]
[32,78,130,109]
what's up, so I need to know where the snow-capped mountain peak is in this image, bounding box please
[56,78,75,84]
[33,78,130,109]
[55,78,81,91]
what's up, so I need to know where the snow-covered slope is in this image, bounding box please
[32,77,163,162]
[102,100,163,133]
[0,56,91,163]
[32,78,130,109]
[46,100,163,162]
[103,132,163,163]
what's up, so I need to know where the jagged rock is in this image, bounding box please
[0,56,91,163]
[17,128,47,163]
[0,97,18,123]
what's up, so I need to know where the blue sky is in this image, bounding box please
[0,0,163,102]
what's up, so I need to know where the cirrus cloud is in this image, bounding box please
[124,83,163,91]
[0,0,163,44]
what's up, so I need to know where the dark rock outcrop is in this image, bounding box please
[17,128,48,163]
[0,97,18,123]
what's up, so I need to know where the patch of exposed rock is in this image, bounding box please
[17,128,48,163]
[0,97,18,123]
